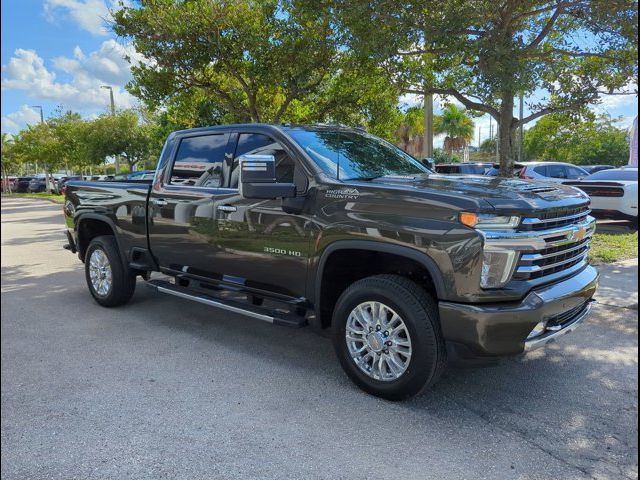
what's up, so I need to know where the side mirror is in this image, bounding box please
[422,158,435,170]
[239,154,296,199]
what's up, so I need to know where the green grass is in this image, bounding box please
[1,192,65,203]
[589,232,638,264]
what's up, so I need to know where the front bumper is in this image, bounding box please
[439,265,599,356]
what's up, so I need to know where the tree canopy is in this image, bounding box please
[524,113,631,165]
[330,0,638,174]
[112,0,405,137]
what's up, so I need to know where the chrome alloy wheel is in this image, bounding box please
[89,249,112,297]
[345,301,412,381]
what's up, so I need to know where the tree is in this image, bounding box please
[331,0,638,175]
[434,104,475,153]
[524,113,630,165]
[88,111,160,172]
[112,0,340,123]
[1,133,19,191]
[11,123,63,191]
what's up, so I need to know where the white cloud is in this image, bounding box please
[43,0,112,36]
[1,41,144,116]
[1,105,42,133]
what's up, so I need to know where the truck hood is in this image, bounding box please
[350,174,590,213]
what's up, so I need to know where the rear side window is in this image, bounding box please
[547,165,567,179]
[567,166,587,179]
[533,165,548,176]
[170,134,229,187]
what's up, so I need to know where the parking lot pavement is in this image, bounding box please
[2,197,638,480]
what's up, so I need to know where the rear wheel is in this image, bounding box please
[85,235,136,307]
[332,274,446,400]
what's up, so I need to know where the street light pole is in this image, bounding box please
[101,85,119,173]
[30,106,45,175]
[101,85,116,115]
[30,105,44,124]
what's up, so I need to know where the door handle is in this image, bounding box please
[153,198,168,207]
[217,205,237,213]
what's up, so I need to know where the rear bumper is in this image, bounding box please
[439,265,599,356]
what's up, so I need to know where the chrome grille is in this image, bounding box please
[520,205,591,231]
[514,237,591,280]
[513,206,594,281]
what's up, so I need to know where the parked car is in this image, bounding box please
[58,176,83,196]
[582,165,616,175]
[63,123,598,400]
[1,176,18,192]
[564,167,638,228]
[15,176,35,193]
[88,175,114,181]
[435,163,493,175]
[487,162,588,182]
[128,170,156,180]
[27,176,48,193]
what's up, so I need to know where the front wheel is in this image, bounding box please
[85,235,136,307]
[332,275,446,400]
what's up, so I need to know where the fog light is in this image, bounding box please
[480,250,518,288]
[527,321,548,339]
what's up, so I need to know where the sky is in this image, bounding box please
[1,0,638,147]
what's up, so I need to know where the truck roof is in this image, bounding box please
[170,123,364,136]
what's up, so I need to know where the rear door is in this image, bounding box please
[148,131,234,279]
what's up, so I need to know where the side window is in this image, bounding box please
[567,166,586,179]
[230,133,297,188]
[533,165,548,176]
[170,134,228,187]
[547,164,567,179]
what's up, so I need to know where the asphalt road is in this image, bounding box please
[1,198,638,480]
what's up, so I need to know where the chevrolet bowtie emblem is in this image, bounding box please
[574,227,587,241]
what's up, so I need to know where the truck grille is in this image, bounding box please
[519,205,591,231]
[514,237,591,280]
[513,205,594,281]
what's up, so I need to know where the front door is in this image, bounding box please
[148,131,234,279]
[209,131,313,300]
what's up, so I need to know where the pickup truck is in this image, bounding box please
[63,124,598,400]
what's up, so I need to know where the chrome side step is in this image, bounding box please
[147,280,307,327]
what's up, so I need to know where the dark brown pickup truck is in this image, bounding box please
[63,124,598,399]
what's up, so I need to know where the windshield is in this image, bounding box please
[286,129,429,180]
[587,169,638,181]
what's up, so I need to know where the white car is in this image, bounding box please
[564,167,638,228]
[487,161,589,183]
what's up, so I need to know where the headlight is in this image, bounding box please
[480,249,518,288]
[459,213,521,288]
[459,212,520,230]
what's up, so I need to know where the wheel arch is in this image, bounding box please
[312,240,446,328]
[75,214,124,265]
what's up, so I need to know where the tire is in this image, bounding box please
[85,235,136,307]
[332,274,446,400]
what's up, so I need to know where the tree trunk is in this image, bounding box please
[498,93,516,177]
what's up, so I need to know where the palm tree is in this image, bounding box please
[434,104,475,154]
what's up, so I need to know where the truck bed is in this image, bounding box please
[65,180,152,261]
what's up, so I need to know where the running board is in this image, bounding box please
[147,280,308,328]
